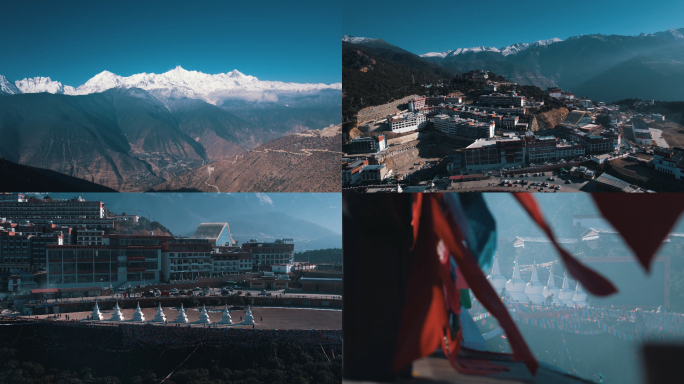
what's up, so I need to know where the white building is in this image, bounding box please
[432,115,494,139]
[572,282,587,307]
[408,97,426,112]
[653,148,684,180]
[558,273,576,306]
[542,266,561,305]
[524,264,546,304]
[504,258,529,302]
[343,159,369,185]
[480,93,526,107]
[388,113,427,133]
[361,164,389,182]
[486,256,506,295]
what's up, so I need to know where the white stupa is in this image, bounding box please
[153,303,166,322]
[110,302,125,321]
[244,306,255,325]
[198,304,211,324]
[558,273,576,307]
[486,256,507,295]
[131,302,145,322]
[175,304,188,323]
[220,305,232,324]
[504,258,529,302]
[524,262,545,304]
[542,265,561,305]
[91,302,104,320]
[572,281,588,308]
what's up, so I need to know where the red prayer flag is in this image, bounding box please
[395,195,539,376]
[592,194,684,272]
[513,193,617,296]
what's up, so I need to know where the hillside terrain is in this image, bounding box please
[348,28,684,103]
[150,125,342,192]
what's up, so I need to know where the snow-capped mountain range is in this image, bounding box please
[421,37,563,58]
[2,67,341,104]
[342,35,380,45]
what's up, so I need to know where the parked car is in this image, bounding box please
[192,287,201,292]
[170,288,179,295]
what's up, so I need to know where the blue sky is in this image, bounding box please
[343,0,684,54]
[0,0,340,86]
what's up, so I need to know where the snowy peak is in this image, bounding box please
[421,38,562,58]
[2,68,341,104]
[15,76,75,94]
[77,71,124,94]
[421,50,454,58]
[666,28,684,40]
[0,75,21,95]
[342,35,380,45]
[420,46,500,58]
[501,37,562,56]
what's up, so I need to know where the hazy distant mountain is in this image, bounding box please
[0,88,206,191]
[166,98,267,161]
[0,67,341,191]
[350,28,684,102]
[48,192,342,251]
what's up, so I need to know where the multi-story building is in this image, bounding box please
[76,229,104,246]
[502,115,520,129]
[408,97,426,112]
[106,214,139,222]
[241,239,295,269]
[211,252,242,276]
[555,141,586,159]
[653,147,684,180]
[0,222,72,272]
[343,159,369,186]
[46,242,162,288]
[526,136,557,163]
[350,135,387,154]
[0,195,105,220]
[361,164,389,182]
[388,113,427,133]
[479,92,525,107]
[432,115,495,139]
[445,95,463,104]
[464,136,526,171]
[163,237,213,281]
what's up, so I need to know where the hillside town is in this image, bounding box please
[0,193,342,317]
[343,71,684,193]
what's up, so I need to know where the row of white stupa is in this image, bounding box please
[90,302,255,325]
[486,257,588,307]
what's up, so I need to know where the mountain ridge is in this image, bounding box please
[345,27,684,101]
[9,66,341,105]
